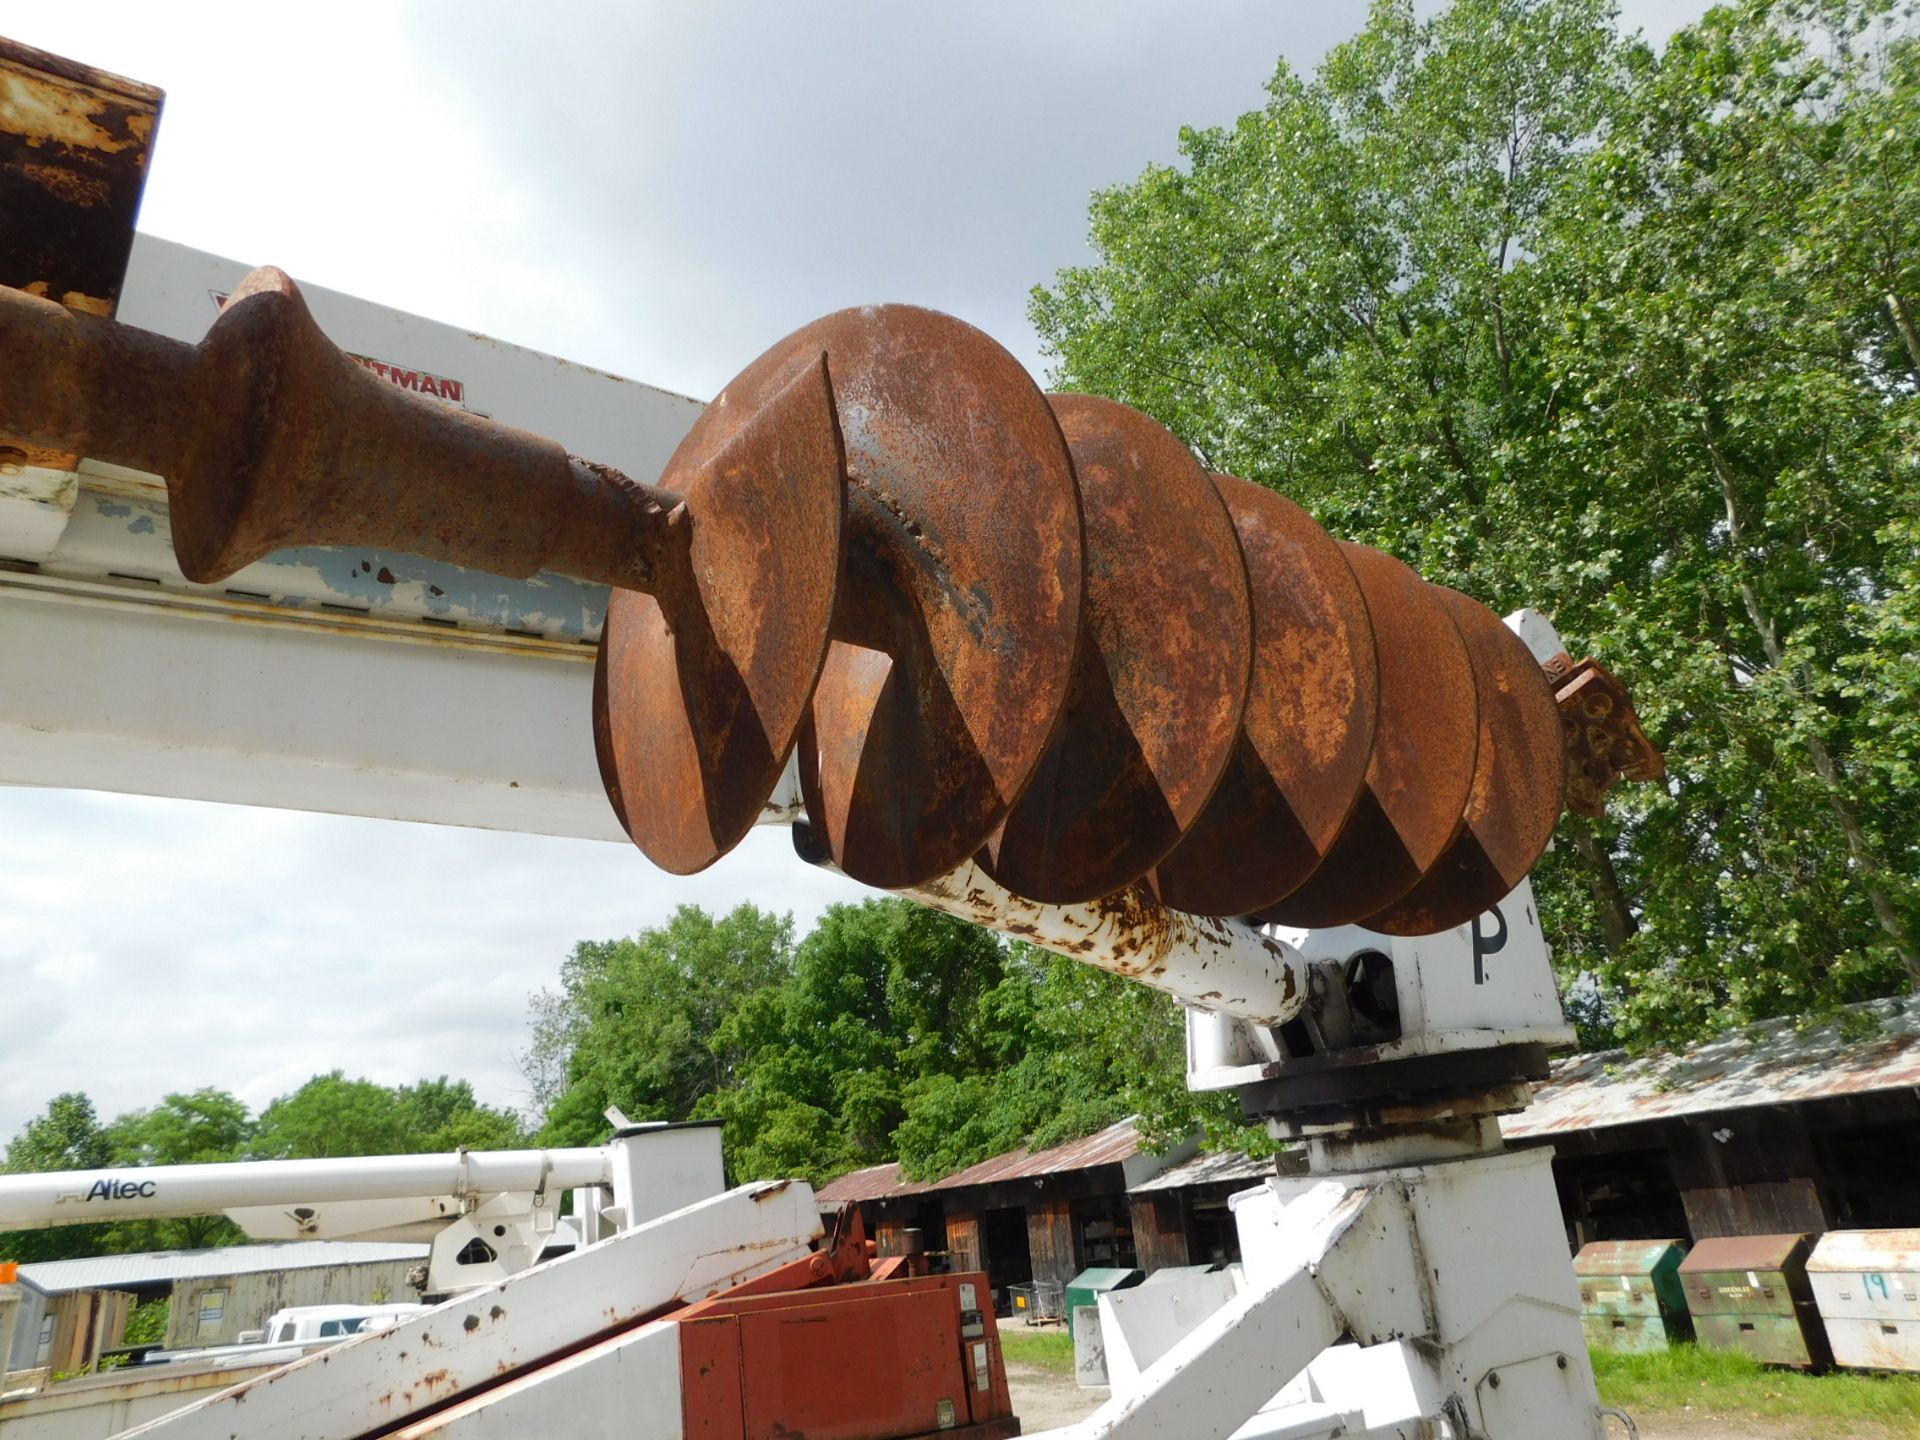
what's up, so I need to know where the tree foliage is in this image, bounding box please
[1032,0,1920,1048]
[527,899,1261,1185]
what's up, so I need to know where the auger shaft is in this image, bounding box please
[0,276,684,594]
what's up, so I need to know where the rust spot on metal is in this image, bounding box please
[0,37,161,316]
[1364,587,1565,935]
[1553,656,1664,818]
[1256,544,1479,928]
[1154,475,1376,917]
[980,396,1250,904]
[782,306,1083,890]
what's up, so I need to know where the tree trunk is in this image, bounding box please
[1887,290,1920,378]
[1567,815,1637,953]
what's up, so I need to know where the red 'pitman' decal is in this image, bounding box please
[210,290,470,409]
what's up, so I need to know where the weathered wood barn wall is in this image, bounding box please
[8,1241,429,1369]
[1504,996,1920,1246]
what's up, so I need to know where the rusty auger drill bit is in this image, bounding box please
[976,395,1254,906]
[1149,475,1380,919]
[0,270,849,876]
[652,305,1086,891]
[2,261,1658,933]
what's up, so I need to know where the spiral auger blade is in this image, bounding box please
[1149,476,1379,919]
[975,395,1254,906]
[1359,587,1566,936]
[1249,544,1481,928]
[715,306,1085,891]
[2,262,1659,933]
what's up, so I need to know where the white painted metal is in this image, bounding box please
[387,1320,686,1439]
[0,1126,723,1302]
[905,859,1307,1025]
[117,1180,822,1440]
[0,1150,611,1233]
[606,1125,727,1233]
[0,558,621,840]
[1098,1267,1240,1394]
[1033,1147,1607,1440]
[1186,878,1572,1095]
[1505,607,1570,668]
[1033,1184,1367,1439]
[1808,1230,1920,1371]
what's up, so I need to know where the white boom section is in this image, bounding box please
[0,1150,608,1231]
[0,1124,727,1296]
[0,235,702,841]
[1032,1145,1605,1440]
[905,858,1306,1026]
[118,1179,824,1440]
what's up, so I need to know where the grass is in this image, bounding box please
[1004,1326,1920,1433]
[999,1325,1077,1377]
[1593,1344,1920,1431]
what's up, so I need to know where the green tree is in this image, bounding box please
[532,904,797,1146]
[106,1089,254,1250]
[0,1093,114,1264]
[1031,0,1920,1048]
[696,899,1006,1179]
[250,1072,412,1160]
[532,899,1265,1187]
[392,1078,524,1152]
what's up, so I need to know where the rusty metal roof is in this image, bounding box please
[1503,996,1920,1140]
[815,1119,1152,1205]
[815,1162,928,1205]
[17,1241,428,1295]
[1128,1148,1279,1194]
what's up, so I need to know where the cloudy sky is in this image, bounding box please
[0,1,1706,1145]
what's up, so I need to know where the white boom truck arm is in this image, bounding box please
[0,1123,722,1295]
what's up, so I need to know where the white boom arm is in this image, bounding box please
[0,1124,726,1295]
[0,1149,611,1231]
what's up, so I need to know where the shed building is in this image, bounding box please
[5,1241,427,1374]
[818,1120,1230,1311]
[1503,996,1920,1246]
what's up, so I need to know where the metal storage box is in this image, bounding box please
[1679,1234,1831,1369]
[1065,1267,1143,1344]
[1808,1230,1920,1372]
[1572,1239,1692,1353]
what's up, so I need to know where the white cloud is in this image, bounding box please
[0,787,870,1138]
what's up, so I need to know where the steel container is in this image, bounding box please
[1808,1230,1920,1372]
[1573,1239,1692,1353]
[1679,1234,1831,1369]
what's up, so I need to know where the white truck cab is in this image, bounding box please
[244,1303,432,1347]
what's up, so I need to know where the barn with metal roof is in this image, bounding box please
[6,1241,427,1374]
[1501,995,1920,1246]
[816,1118,1242,1307]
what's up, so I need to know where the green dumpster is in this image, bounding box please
[1573,1239,1692,1353]
[1066,1266,1143,1343]
[1680,1234,1832,1370]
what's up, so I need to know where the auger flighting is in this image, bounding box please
[0,269,1657,933]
